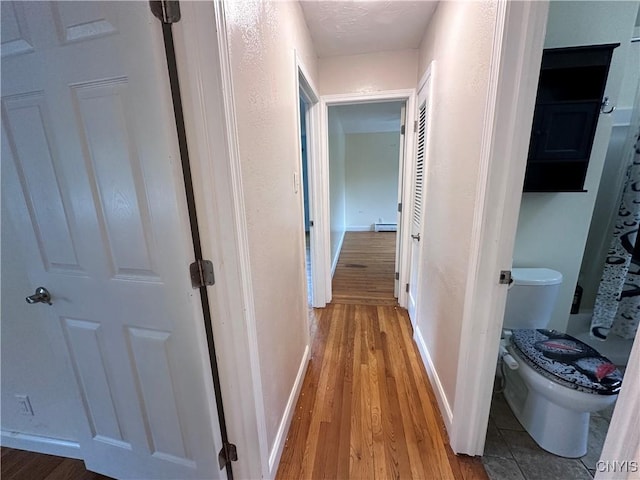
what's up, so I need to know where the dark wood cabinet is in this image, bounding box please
[524,44,618,192]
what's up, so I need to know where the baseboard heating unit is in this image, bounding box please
[374,223,397,232]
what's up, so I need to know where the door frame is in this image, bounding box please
[295,54,325,308]
[171,2,268,478]
[407,65,434,327]
[319,89,416,307]
[394,103,407,298]
[448,0,549,454]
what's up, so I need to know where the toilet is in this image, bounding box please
[499,268,623,458]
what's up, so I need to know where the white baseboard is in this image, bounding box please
[346,225,373,232]
[331,230,345,277]
[268,344,310,478]
[413,326,453,433]
[1,430,82,459]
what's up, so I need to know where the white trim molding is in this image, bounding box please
[450,0,549,455]
[295,53,326,308]
[1,431,82,459]
[413,328,454,432]
[173,2,269,478]
[331,230,346,277]
[318,99,334,303]
[320,89,416,308]
[268,345,311,478]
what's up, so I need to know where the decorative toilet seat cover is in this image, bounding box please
[511,329,623,395]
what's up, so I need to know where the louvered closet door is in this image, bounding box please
[1,2,225,479]
[407,96,427,322]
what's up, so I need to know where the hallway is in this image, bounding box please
[276,234,487,479]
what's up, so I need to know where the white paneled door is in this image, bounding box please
[1,2,225,479]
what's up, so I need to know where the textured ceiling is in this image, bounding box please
[330,101,404,134]
[299,1,438,57]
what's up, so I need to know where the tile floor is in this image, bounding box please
[482,391,615,480]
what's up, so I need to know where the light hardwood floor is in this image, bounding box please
[276,304,487,479]
[332,232,397,305]
[277,231,487,479]
[0,447,112,480]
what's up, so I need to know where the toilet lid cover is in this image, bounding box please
[511,329,623,395]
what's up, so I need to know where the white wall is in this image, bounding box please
[415,0,499,416]
[318,49,419,96]
[617,19,640,107]
[512,1,638,331]
[223,0,317,462]
[328,109,346,271]
[345,132,400,230]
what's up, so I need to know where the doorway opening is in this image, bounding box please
[483,4,640,477]
[296,62,325,309]
[300,94,313,305]
[325,100,407,305]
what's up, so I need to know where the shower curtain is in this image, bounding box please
[591,130,640,340]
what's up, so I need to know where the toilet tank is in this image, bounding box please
[502,268,563,330]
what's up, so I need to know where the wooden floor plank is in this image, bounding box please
[368,311,386,480]
[12,453,64,480]
[276,232,488,480]
[300,308,341,479]
[0,448,112,480]
[275,304,488,480]
[332,232,397,305]
[348,309,364,480]
[1,448,35,478]
[44,458,107,480]
[335,305,355,479]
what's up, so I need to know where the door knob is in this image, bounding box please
[25,287,52,305]
[411,233,421,241]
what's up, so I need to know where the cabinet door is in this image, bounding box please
[530,102,600,161]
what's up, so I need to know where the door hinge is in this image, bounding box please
[400,124,406,135]
[499,270,513,285]
[405,283,410,293]
[190,259,215,288]
[395,272,399,280]
[310,220,314,227]
[218,442,238,470]
[398,202,402,213]
[414,120,418,132]
[150,1,181,24]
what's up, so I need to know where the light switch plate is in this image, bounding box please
[293,171,300,194]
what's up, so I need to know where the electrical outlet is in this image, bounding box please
[15,394,34,416]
